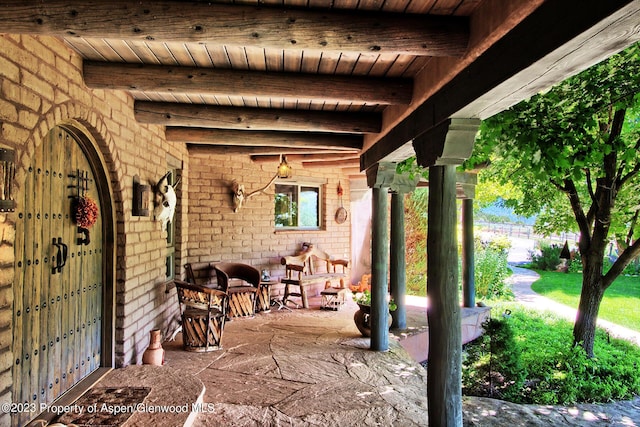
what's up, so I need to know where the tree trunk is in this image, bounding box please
[573,257,606,358]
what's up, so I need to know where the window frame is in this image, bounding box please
[274,180,324,231]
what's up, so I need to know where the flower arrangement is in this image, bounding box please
[74,195,99,228]
[353,289,397,312]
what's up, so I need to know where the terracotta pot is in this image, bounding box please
[353,304,392,337]
[142,329,165,366]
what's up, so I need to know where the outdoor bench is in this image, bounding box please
[280,243,349,309]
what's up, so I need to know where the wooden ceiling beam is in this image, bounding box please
[134,101,381,134]
[84,62,412,105]
[251,153,360,163]
[167,128,362,150]
[188,145,356,156]
[1,0,469,56]
[302,159,360,168]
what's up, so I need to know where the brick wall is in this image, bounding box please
[0,32,357,422]
[0,32,356,424]
[188,152,352,296]
[0,33,189,422]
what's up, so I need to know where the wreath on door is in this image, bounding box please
[74,195,99,228]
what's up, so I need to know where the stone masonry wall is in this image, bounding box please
[0,33,189,423]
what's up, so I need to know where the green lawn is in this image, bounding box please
[530,270,640,332]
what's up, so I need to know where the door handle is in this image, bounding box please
[59,238,68,271]
[77,227,90,245]
[52,237,67,274]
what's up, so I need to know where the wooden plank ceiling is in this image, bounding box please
[2,0,638,176]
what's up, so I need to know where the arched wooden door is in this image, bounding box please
[13,126,105,425]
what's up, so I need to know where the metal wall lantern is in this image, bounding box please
[0,148,15,212]
[132,175,151,217]
[276,154,292,179]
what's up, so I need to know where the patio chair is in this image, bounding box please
[184,262,217,287]
[174,279,228,352]
[214,262,260,318]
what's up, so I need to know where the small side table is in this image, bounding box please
[257,280,276,313]
[320,287,347,311]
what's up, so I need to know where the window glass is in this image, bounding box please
[299,186,319,227]
[275,183,320,229]
[275,184,297,227]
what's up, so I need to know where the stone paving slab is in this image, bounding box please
[463,395,640,426]
[73,294,639,426]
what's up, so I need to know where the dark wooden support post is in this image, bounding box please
[412,118,480,427]
[371,186,389,351]
[461,198,475,308]
[367,163,396,352]
[427,165,462,426]
[390,191,407,330]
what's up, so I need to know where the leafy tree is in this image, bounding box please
[465,42,640,357]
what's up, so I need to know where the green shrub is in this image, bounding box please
[567,250,582,273]
[475,239,513,300]
[487,235,512,252]
[405,190,428,296]
[463,302,640,405]
[530,243,562,271]
[463,317,525,400]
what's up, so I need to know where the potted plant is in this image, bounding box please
[352,290,397,337]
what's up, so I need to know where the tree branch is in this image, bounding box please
[619,162,640,188]
[617,130,640,187]
[550,178,566,192]
[564,178,591,251]
[585,168,595,202]
[626,209,639,246]
[603,237,640,289]
[591,109,625,248]
[584,169,598,227]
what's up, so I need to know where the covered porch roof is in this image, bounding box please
[3,0,638,173]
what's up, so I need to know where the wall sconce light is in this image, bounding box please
[277,154,292,179]
[132,175,150,217]
[0,148,15,212]
[231,153,292,212]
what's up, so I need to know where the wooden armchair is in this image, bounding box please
[214,262,261,318]
[174,279,228,352]
[280,244,349,308]
[184,262,217,287]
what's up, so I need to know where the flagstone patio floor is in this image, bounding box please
[46,293,639,426]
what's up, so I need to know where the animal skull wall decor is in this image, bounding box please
[231,173,278,212]
[231,180,246,213]
[154,171,178,231]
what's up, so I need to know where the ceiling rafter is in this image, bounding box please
[134,101,381,134]
[251,153,360,163]
[167,128,362,151]
[1,0,469,56]
[301,159,361,168]
[84,61,413,105]
[188,146,357,156]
